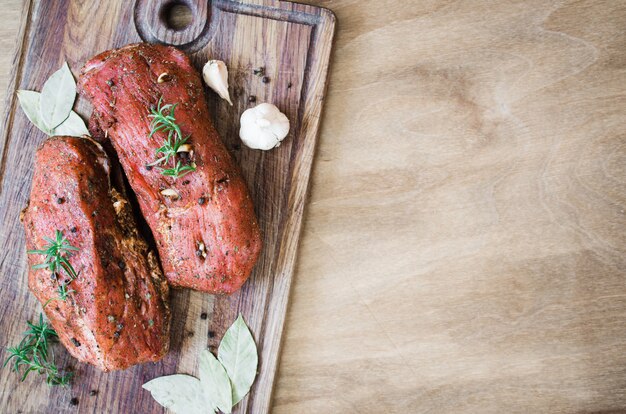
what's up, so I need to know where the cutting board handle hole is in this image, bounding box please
[160,1,193,31]
[135,0,213,51]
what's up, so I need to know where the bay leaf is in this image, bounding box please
[52,110,88,137]
[40,62,76,130]
[142,374,210,414]
[16,90,51,135]
[199,349,232,413]
[218,314,258,405]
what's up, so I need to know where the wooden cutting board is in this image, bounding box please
[0,0,335,412]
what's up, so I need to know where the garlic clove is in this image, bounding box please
[157,72,172,83]
[177,144,192,153]
[160,189,180,199]
[202,60,233,106]
[239,103,290,150]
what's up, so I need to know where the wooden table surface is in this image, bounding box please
[1,1,625,413]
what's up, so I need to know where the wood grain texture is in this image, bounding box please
[0,0,334,413]
[1,0,626,414]
[272,0,626,413]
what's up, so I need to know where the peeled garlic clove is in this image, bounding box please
[177,144,192,153]
[202,60,233,106]
[157,72,172,83]
[239,103,290,150]
[160,188,180,199]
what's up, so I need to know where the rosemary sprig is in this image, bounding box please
[161,161,196,178]
[42,281,76,308]
[3,314,72,386]
[28,230,78,280]
[30,230,79,307]
[7,230,79,385]
[56,282,75,301]
[147,98,195,179]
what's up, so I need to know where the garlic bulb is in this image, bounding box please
[239,103,290,150]
[202,60,233,105]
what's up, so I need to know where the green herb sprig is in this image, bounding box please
[147,98,196,179]
[161,160,196,178]
[56,282,75,301]
[28,230,79,307]
[4,230,80,385]
[3,314,72,386]
[27,230,79,280]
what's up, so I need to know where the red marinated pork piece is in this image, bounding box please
[22,136,170,371]
[79,43,262,294]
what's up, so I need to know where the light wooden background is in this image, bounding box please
[2,1,626,413]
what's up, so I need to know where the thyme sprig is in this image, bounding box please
[3,314,72,386]
[147,98,196,179]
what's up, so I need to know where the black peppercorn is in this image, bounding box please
[287,82,293,88]
[262,76,270,84]
[145,164,153,171]
[106,79,114,87]
[253,67,265,76]
[208,330,216,338]
[248,95,257,103]
[198,197,206,205]
[70,226,77,233]
[89,390,98,397]
[70,397,79,406]
[57,197,65,204]
[71,338,81,347]
[200,312,208,320]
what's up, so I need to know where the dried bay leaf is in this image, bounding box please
[142,374,208,414]
[144,315,258,413]
[199,349,232,413]
[218,314,258,405]
[40,62,76,130]
[53,110,89,137]
[16,90,51,135]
